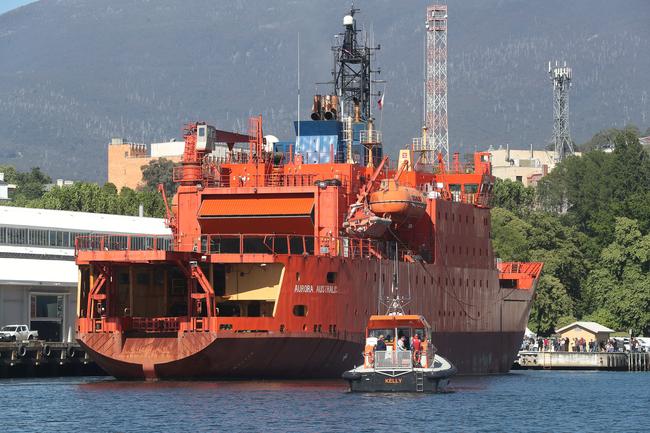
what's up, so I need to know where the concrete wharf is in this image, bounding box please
[515,351,650,371]
[0,341,105,378]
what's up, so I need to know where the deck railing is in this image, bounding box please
[75,235,173,252]
[128,317,181,333]
[374,350,416,370]
[497,261,543,276]
[75,232,397,260]
[221,173,318,188]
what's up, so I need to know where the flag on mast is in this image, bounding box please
[377,93,384,110]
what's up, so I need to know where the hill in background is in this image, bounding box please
[0,0,647,181]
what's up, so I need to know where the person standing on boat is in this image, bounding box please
[397,336,407,351]
[412,334,422,366]
[376,335,387,351]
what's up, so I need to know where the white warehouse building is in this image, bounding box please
[0,207,170,342]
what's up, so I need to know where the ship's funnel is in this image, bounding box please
[323,95,333,120]
[311,95,322,120]
[327,95,339,120]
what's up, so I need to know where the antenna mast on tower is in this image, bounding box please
[549,61,574,161]
[423,3,449,165]
[332,5,380,122]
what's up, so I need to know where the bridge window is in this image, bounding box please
[293,305,308,317]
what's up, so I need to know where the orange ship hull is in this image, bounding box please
[78,330,527,379]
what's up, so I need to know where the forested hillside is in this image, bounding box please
[0,0,647,181]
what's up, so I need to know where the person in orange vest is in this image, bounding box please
[412,333,422,366]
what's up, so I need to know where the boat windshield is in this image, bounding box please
[368,328,394,341]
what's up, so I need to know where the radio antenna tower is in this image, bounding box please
[331,5,380,122]
[424,4,449,165]
[549,61,574,161]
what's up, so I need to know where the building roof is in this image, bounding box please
[555,321,615,334]
[0,206,171,235]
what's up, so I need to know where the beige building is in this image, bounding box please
[107,138,183,190]
[487,146,557,187]
[555,321,614,351]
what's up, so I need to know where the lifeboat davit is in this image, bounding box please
[369,180,426,224]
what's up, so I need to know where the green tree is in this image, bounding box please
[491,178,535,215]
[141,158,178,197]
[529,274,574,336]
[0,166,51,203]
[537,129,650,246]
[582,218,650,335]
[579,124,640,152]
[491,208,532,261]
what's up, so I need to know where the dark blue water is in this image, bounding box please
[0,371,648,433]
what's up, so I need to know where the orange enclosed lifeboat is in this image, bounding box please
[369,180,426,224]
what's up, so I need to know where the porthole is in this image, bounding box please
[293,305,308,317]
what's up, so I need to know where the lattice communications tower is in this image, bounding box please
[424,4,449,165]
[549,61,573,161]
[332,6,380,122]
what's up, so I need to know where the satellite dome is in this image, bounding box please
[343,15,354,26]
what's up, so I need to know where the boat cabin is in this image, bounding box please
[363,314,436,369]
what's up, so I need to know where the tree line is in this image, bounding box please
[0,164,166,218]
[491,127,650,336]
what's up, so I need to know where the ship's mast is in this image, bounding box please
[331,6,380,121]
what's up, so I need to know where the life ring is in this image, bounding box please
[17,345,27,358]
[366,351,374,367]
[42,345,51,357]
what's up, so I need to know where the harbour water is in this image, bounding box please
[0,371,648,432]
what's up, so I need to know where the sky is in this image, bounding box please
[0,0,36,15]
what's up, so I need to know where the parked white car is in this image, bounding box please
[0,325,39,342]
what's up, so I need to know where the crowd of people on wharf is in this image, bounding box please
[522,336,648,353]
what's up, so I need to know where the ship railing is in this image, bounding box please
[374,350,415,370]
[498,261,543,277]
[221,173,317,188]
[206,150,250,165]
[75,235,174,252]
[201,234,389,259]
[127,317,181,333]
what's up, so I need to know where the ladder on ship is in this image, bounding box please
[415,370,424,392]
